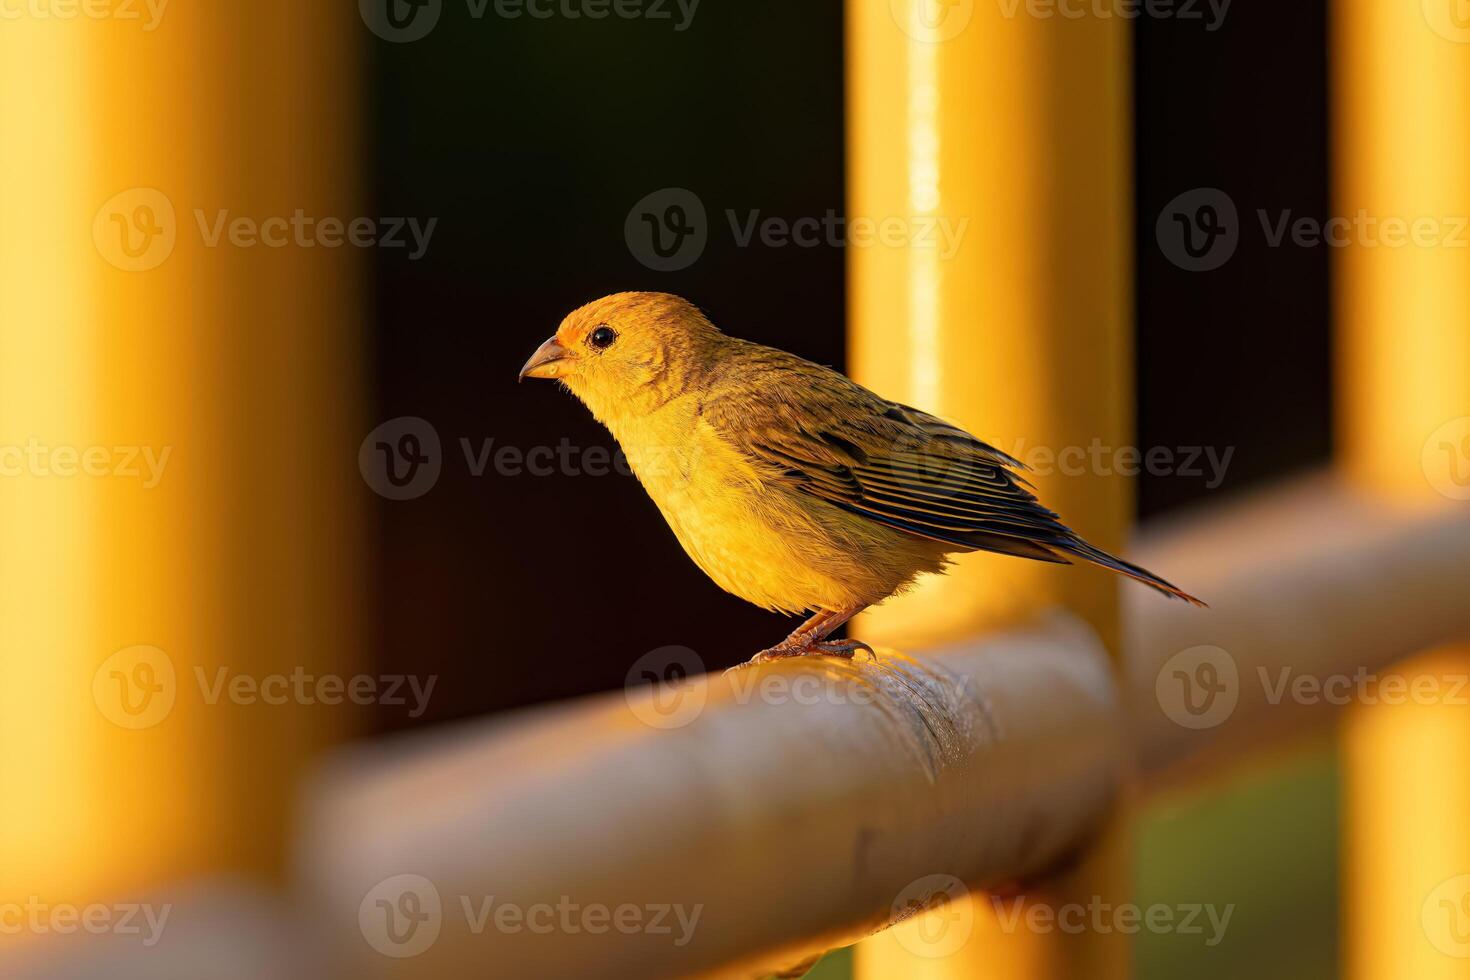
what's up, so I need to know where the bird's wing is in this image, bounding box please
[699,357,1078,562]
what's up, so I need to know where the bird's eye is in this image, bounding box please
[589,325,617,350]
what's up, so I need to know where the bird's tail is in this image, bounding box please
[1063,539,1208,607]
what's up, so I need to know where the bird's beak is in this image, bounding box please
[518,336,574,382]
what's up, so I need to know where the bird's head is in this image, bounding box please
[519,291,722,421]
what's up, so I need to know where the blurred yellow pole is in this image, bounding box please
[1335,1,1470,977]
[848,1,1132,977]
[1342,648,1470,978]
[0,5,364,908]
[1336,1,1470,501]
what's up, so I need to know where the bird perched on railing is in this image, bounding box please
[520,292,1204,663]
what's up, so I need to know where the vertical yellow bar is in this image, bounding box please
[1336,2,1470,978]
[0,4,363,907]
[849,1,1132,976]
[1336,0,1470,502]
[848,0,1133,650]
[0,12,106,905]
[1342,648,1470,979]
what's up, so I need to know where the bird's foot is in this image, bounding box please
[743,636,875,666]
[811,638,877,660]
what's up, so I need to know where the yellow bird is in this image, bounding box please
[520,292,1203,663]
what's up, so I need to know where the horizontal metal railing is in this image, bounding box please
[16,471,1470,979]
[300,615,1121,979]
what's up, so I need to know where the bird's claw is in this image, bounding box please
[809,638,877,660]
[740,637,876,666]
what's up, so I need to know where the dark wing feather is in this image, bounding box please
[700,348,1077,559]
[700,342,1205,604]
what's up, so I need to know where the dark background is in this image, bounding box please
[1135,0,1332,514]
[366,0,1331,730]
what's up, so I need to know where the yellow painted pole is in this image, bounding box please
[0,4,364,911]
[1335,2,1470,977]
[848,1,1132,976]
[1342,647,1470,978]
[1336,0,1470,503]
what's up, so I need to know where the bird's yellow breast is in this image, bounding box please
[606,396,938,614]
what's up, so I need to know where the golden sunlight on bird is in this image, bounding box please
[520,292,1204,663]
